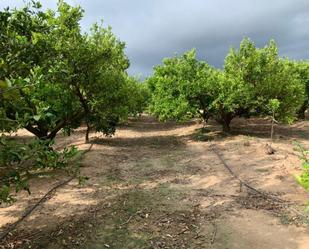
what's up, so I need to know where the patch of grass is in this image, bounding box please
[102,167,125,186]
[127,156,183,182]
[100,150,189,187]
[85,225,150,249]
[192,129,214,142]
[105,174,124,184]
[82,189,156,248]
[82,184,192,248]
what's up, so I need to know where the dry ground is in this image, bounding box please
[1,116,309,249]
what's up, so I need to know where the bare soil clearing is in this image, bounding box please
[1,116,309,249]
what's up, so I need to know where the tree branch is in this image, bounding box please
[46,110,85,140]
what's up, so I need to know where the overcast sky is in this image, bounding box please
[1,0,309,77]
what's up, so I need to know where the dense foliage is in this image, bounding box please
[148,49,216,122]
[0,136,78,203]
[295,143,309,206]
[220,39,304,130]
[0,1,132,140]
[148,38,307,131]
[125,76,150,117]
[294,61,309,119]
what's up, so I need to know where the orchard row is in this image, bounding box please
[147,39,308,132]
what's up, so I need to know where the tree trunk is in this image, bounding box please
[85,122,90,143]
[298,102,308,119]
[201,109,209,122]
[222,120,231,133]
[270,111,275,142]
[220,112,233,133]
[24,111,85,140]
[25,124,48,139]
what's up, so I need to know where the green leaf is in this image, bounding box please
[33,115,41,121]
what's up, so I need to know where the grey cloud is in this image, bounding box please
[1,0,309,76]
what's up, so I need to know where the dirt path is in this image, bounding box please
[1,116,309,248]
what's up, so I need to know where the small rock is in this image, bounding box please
[265,144,275,155]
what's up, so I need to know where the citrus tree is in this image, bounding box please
[147,49,216,122]
[213,38,304,131]
[0,1,131,141]
[147,39,305,132]
[0,0,135,201]
[125,76,150,116]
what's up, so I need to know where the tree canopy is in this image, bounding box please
[0,1,132,140]
[148,38,306,131]
[148,49,216,122]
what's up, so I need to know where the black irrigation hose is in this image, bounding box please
[210,144,309,221]
[0,177,75,242]
[0,143,93,242]
[210,144,285,203]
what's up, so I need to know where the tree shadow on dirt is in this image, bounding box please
[120,115,199,133]
[192,118,309,142]
[229,118,309,141]
[91,135,187,148]
[1,183,211,249]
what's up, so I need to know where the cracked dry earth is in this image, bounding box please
[1,116,309,249]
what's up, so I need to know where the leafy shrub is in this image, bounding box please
[295,143,309,191]
[0,136,78,204]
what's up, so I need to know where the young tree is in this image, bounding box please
[267,98,280,141]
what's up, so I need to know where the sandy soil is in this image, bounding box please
[0,115,309,249]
